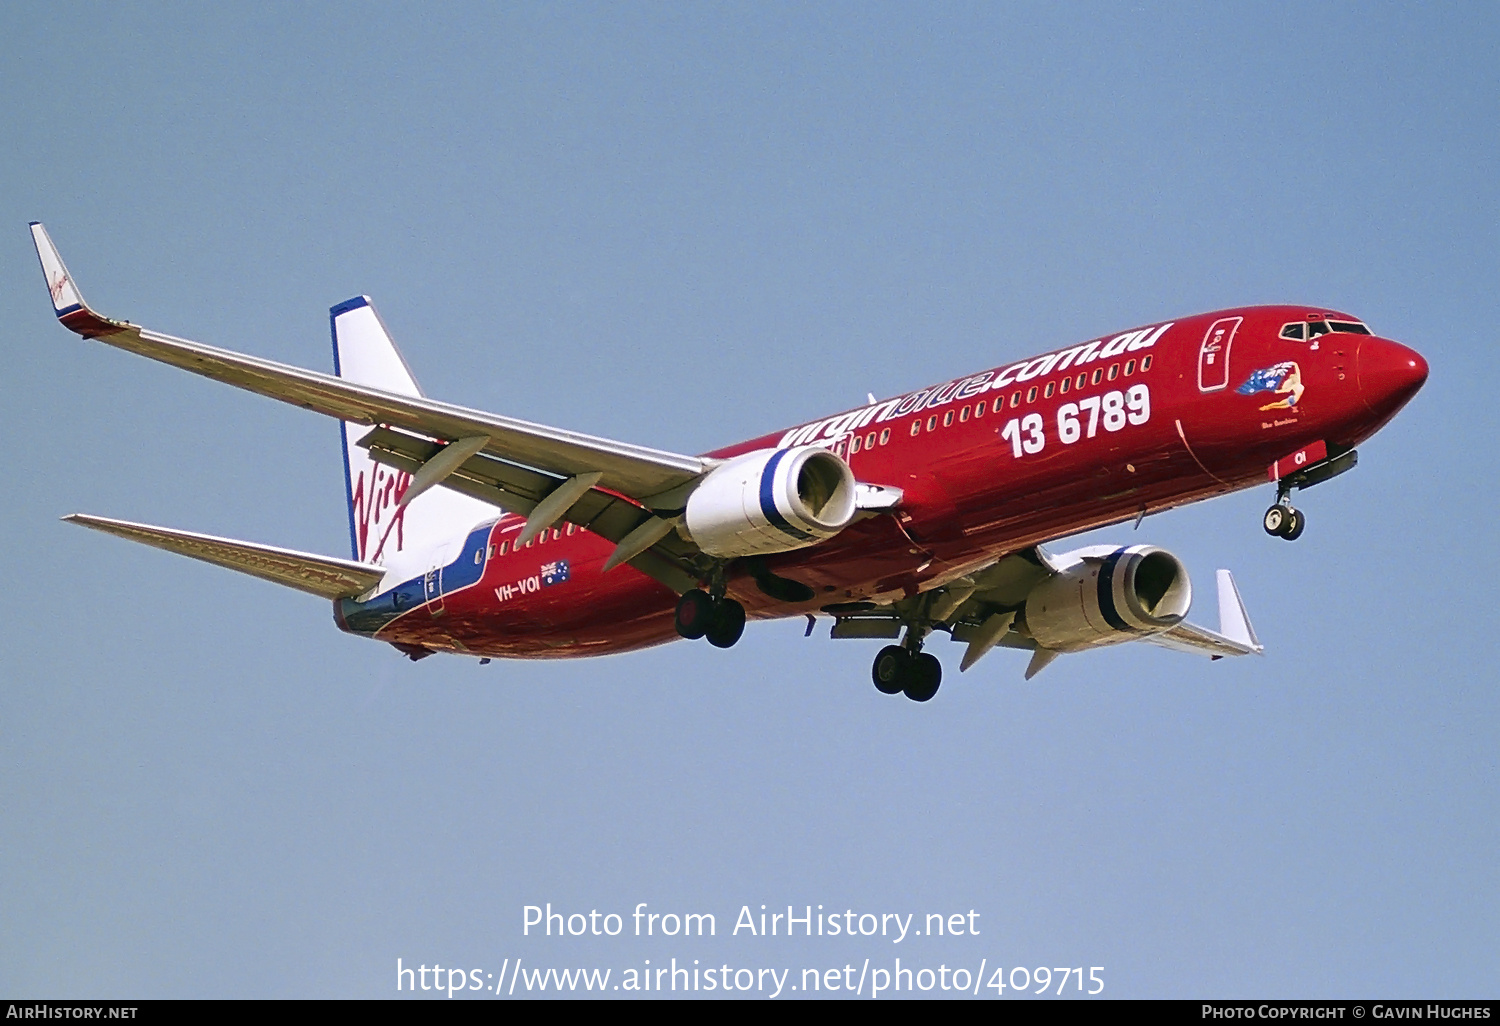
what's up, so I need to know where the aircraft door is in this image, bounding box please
[424,567,445,616]
[1198,316,1242,392]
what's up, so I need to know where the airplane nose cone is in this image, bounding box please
[1357,337,1428,418]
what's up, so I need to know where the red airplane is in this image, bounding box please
[32,223,1427,701]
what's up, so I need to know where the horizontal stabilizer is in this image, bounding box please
[63,513,387,600]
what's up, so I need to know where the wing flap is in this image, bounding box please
[357,427,703,594]
[64,513,387,600]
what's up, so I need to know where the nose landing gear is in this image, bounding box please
[1262,501,1305,540]
[1261,442,1361,542]
[1262,470,1308,541]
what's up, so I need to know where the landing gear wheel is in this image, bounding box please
[1283,507,1305,540]
[705,598,746,649]
[674,591,713,640]
[872,645,909,695]
[1263,504,1290,536]
[1263,503,1305,541]
[903,652,942,703]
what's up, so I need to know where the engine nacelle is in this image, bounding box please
[1025,544,1192,652]
[684,446,857,557]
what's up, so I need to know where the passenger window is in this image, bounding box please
[1280,322,1307,341]
[566,523,575,535]
[1044,382,1055,399]
[1107,365,1119,381]
[973,400,984,418]
[850,435,861,453]
[1009,391,1021,408]
[474,550,482,565]
[1125,359,1136,375]
[1142,355,1153,371]
[910,421,921,437]
[1059,377,1070,394]
[926,415,937,432]
[1076,373,1087,389]
[553,528,561,540]
[958,406,969,423]
[879,428,890,445]
[866,431,877,448]
[943,410,955,426]
[1026,386,1038,403]
[500,541,508,555]
[487,545,496,558]
[1091,368,1103,385]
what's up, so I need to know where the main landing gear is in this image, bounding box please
[871,638,942,703]
[1262,480,1305,541]
[674,590,746,649]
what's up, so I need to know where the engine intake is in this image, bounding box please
[1025,545,1192,652]
[684,446,857,557]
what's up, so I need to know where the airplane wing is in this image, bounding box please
[1144,569,1263,658]
[64,513,387,600]
[29,223,711,503]
[829,554,1263,674]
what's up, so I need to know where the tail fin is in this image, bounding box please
[331,297,497,572]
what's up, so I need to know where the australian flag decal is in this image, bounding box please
[1237,362,1294,396]
[1236,361,1304,411]
[541,560,570,586]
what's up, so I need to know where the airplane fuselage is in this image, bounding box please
[335,304,1427,658]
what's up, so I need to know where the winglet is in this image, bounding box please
[1215,569,1263,653]
[28,223,128,338]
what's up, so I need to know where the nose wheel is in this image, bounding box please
[870,644,942,702]
[1262,502,1305,541]
[674,590,746,648]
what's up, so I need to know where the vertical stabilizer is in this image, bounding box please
[331,297,497,574]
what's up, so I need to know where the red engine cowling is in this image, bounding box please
[684,446,857,557]
[1025,545,1192,652]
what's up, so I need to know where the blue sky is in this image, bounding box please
[1,2,1496,998]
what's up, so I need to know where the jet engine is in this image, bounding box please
[684,446,857,557]
[1025,545,1192,651]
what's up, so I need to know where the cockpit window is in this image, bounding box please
[1282,317,1371,342]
